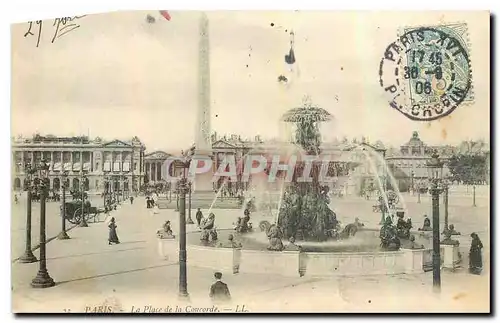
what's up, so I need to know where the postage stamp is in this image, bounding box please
[379,23,473,121]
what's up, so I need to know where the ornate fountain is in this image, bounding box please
[158,98,433,277]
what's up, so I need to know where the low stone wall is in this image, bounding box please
[158,238,431,277]
[187,245,240,274]
[422,248,433,271]
[239,250,301,277]
[300,249,427,277]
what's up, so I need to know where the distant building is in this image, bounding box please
[385,131,455,191]
[11,134,146,192]
[144,151,172,184]
[209,132,386,195]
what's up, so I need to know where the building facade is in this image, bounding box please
[144,151,172,183]
[208,133,386,195]
[11,135,146,192]
[385,131,455,191]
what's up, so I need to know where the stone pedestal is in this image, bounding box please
[441,244,461,270]
[157,238,177,261]
[191,155,214,192]
[403,248,427,273]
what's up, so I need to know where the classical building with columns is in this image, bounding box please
[11,134,146,192]
[143,151,172,184]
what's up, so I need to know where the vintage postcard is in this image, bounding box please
[10,11,490,313]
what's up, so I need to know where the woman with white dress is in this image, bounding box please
[152,193,160,214]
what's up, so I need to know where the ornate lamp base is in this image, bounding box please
[178,291,190,300]
[31,269,55,288]
[186,217,195,225]
[57,231,71,240]
[18,250,38,263]
[79,219,88,227]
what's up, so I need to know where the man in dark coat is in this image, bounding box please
[209,272,231,303]
[196,208,203,226]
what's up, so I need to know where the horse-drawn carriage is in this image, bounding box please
[61,200,102,224]
[70,190,88,201]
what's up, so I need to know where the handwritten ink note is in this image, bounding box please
[24,15,87,47]
[24,20,43,47]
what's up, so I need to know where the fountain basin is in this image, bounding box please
[158,229,433,277]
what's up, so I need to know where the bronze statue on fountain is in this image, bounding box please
[157,220,175,239]
[274,98,362,243]
[200,213,218,242]
[380,216,401,251]
[266,224,284,251]
[396,211,412,240]
[234,208,253,234]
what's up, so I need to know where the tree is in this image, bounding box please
[447,153,487,185]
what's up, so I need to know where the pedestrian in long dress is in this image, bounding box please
[153,202,160,214]
[108,217,120,245]
[469,232,483,275]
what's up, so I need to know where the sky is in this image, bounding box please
[11,11,490,152]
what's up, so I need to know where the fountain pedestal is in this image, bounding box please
[158,237,177,261]
[441,244,461,270]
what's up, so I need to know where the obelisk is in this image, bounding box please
[192,12,214,192]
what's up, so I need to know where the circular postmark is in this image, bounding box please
[379,27,472,121]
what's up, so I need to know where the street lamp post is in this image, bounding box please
[57,171,70,240]
[410,171,414,196]
[175,180,180,212]
[187,181,194,225]
[417,181,421,204]
[79,172,88,227]
[177,150,196,299]
[121,176,125,202]
[103,177,108,210]
[442,178,449,234]
[31,159,55,288]
[178,176,189,299]
[426,151,444,294]
[19,163,38,263]
[117,180,120,203]
[124,178,129,200]
[472,185,476,207]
